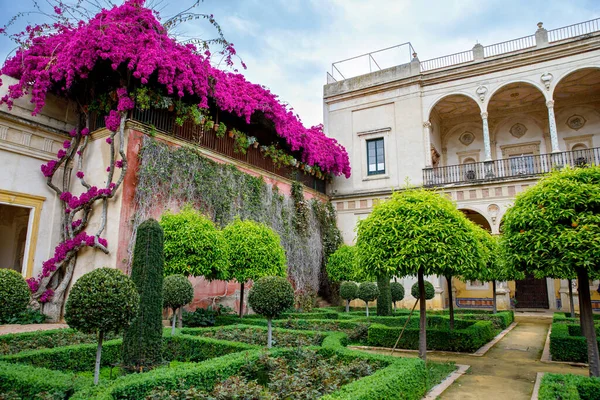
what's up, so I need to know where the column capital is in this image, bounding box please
[423,121,432,128]
[481,111,489,119]
[546,99,555,108]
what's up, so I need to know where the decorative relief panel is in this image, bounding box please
[566,114,586,131]
[459,131,475,146]
[509,123,527,139]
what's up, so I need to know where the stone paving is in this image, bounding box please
[363,315,588,399]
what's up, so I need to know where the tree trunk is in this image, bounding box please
[365,301,369,317]
[377,274,392,316]
[492,281,497,314]
[267,319,273,348]
[171,308,177,336]
[568,279,575,318]
[41,293,66,323]
[446,275,454,330]
[239,282,245,318]
[177,306,183,329]
[576,268,600,377]
[345,299,350,313]
[394,301,397,313]
[94,331,104,385]
[418,268,427,361]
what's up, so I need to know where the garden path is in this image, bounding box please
[0,323,68,335]
[361,315,588,399]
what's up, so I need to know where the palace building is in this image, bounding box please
[325,19,600,312]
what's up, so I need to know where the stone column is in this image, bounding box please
[423,121,432,167]
[481,112,492,161]
[547,100,560,153]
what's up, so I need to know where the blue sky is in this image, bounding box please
[0,0,598,127]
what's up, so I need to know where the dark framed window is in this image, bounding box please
[367,138,385,175]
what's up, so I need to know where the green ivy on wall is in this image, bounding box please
[130,137,342,296]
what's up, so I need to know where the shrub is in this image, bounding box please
[163,274,194,335]
[248,276,294,348]
[367,320,495,353]
[0,329,118,356]
[539,373,600,400]
[358,282,379,317]
[122,218,165,371]
[1,308,46,325]
[0,361,82,400]
[390,282,405,312]
[0,269,30,322]
[550,323,600,363]
[411,281,435,300]
[183,325,326,347]
[326,245,357,283]
[182,308,216,327]
[64,267,139,384]
[340,282,358,313]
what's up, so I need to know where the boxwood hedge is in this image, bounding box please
[367,320,495,353]
[539,373,600,400]
[550,323,600,363]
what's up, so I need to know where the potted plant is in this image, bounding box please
[228,130,235,138]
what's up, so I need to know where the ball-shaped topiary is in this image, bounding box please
[358,282,379,317]
[64,267,139,385]
[339,281,358,313]
[390,282,405,302]
[163,274,194,335]
[0,269,30,322]
[411,281,435,300]
[65,268,139,334]
[248,276,294,348]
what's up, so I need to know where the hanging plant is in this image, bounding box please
[233,129,249,154]
[216,122,227,138]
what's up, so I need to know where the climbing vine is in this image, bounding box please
[132,137,342,297]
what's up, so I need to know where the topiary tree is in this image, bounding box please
[356,188,482,361]
[326,245,357,283]
[411,281,435,300]
[160,206,229,280]
[390,281,405,313]
[357,282,379,317]
[501,166,600,377]
[122,219,165,372]
[248,276,294,348]
[0,269,31,323]
[339,281,359,312]
[64,268,139,385]
[163,274,194,336]
[223,218,286,318]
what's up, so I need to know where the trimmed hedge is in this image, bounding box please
[0,335,256,372]
[539,373,600,400]
[367,320,495,353]
[0,328,118,356]
[181,324,325,347]
[554,312,600,325]
[550,323,600,363]
[0,361,85,400]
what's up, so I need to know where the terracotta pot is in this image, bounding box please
[228,131,234,138]
[168,104,174,112]
[253,142,259,149]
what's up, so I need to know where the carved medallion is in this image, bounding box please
[509,123,527,139]
[541,72,553,90]
[459,131,475,146]
[476,85,488,102]
[566,114,586,131]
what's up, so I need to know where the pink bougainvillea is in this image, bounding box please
[0,0,350,177]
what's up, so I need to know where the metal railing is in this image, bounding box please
[420,50,474,72]
[423,147,600,187]
[330,42,416,81]
[548,18,600,42]
[329,17,600,80]
[483,35,536,58]
[90,110,327,194]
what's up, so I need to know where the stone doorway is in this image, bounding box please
[515,276,549,309]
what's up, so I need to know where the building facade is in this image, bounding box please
[326,19,600,312]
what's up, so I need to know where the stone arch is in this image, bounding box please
[484,80,547,111]
[551,66,600,98]
[459,208,492,232]
[426,92,482,121]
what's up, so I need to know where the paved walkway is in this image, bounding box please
[0,323,67,335]
[362,316,588,399]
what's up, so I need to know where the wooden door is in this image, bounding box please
[515,276,549,309]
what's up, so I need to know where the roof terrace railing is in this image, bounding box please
[328,18,600,82]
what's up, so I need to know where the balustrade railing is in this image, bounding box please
[483,35,536,58]
[423,147,600,187]
[420,50,474,72]
[548,18,600,42]
[90,110,327,194]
